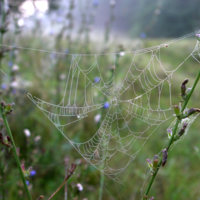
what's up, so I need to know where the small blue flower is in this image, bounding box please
[1,83,7,90]
[94,77,100,83]
[50,53,56,59]
[57,9,64,16]
[56,17,63,23]
[49,30,55,36]
[104,102,110,109]
[12,89,17,94]
[26,180,29,185]
[140,32,146,39]
[30,170,36,177]
[8,61,13,67]
[93,0,99,6]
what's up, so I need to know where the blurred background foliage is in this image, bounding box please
[0,0,200,200]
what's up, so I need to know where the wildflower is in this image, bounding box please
[57,9,64,16]
[94,114,101,123]
[119,51,125,56]
[140,32,146,39]
[104,102,110,109]
[195,33,200,41]
[12,89,17,94]
[94,77,100,83]
[50,53,56,59]
[30,170,36,177]
[34,135,41,142]
[8,60,13,67]
[167,128,172,139]
[26,180,29,185]
[18,19,24,27]
[10,81,18,89]
[12,64,19,72]
[24,129,31,137]
[93,0,99,6]
[56,17,63,23]
[1,83,7,90]
[59,74,66,80]
[76,183,83,191]
[110,0,116,7]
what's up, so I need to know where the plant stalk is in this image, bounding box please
[143,70,200,198]
[0,107,32,200]
[99,58,117,200]
[0,151,5,200]
[48,163,76,200]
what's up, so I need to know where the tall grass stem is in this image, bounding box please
[0,107,32,200]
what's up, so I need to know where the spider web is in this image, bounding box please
[26,30,200,184]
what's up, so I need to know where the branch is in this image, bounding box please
[47,163,76,200]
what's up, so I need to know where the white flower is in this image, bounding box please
[59,74,66,80]
[10,81,19,88]
[12,64,19,72]
[24,129,31,137]
[34,135,41,142]
[110,0,116,7]
[76,183,83,191]
[119,51,125,57]
[94,114,101,123]
[18,19,24,27]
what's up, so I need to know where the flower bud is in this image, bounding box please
[167,128,172,139]
[178,122,187,136]
[143,195,148,200]
[162,148,168,167]
[181,83,186,96]
[187,108,200,117]
[152,155,158,172]
[181,79,189,100]
[174,105,181,116]
[146,158,152,167]
[1,101,6,108]
[174,122,188,141]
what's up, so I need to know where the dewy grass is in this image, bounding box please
[143,70,200,199]
[0,101,32,200]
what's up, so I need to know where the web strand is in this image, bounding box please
[27,30,200,183]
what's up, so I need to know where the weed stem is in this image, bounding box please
[143,70,200,198]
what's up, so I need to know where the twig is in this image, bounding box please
[48,163,76,200]
[143,70,200,198]
[64,156,69,200]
